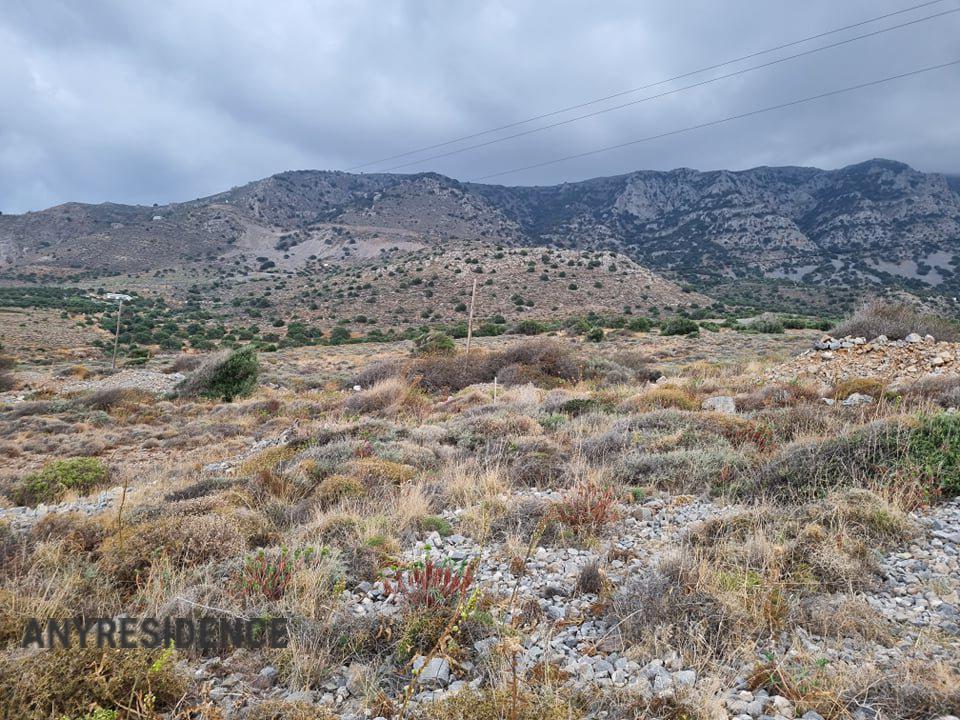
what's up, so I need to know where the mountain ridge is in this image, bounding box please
[2,158,958,302]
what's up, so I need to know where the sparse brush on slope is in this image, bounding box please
[832,299,960,341]
[175,345,259,401]
[0,353,15,392]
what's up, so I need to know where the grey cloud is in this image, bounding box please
[1,0,958,213]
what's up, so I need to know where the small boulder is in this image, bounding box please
[702,396,736,414]
[905,333,923,343]
[842,393,874,406]
[673,669,697,687]
[414,656,451,688]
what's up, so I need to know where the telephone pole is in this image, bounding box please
[104,293,133,372]
[112,300,123,371]
[464,278,478,354]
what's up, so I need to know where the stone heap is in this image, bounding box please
[767,333,959,388]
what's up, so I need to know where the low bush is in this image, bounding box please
[909,413,960,495]
[750,414,960,499]
[317,474,366,507]
[630,385,699,411]
[351,457,418,486]
[832,377,885,400]
[79,387,154,411]
[510,437,568,487]
[344,377,423,416]
[893,374,960,409]
[166,353,203,373]
[10,457,109,506]
[99,513,248,588]
[0,647,187,718]
[618,446,746,493]
[412,331,456,357]
[175,345,259,401]
[831,299,960,341]
[743,313,784,334]
[627,317,652,332]
[420,515,453,536]
[660,317,699,336]
[362,338,583,393]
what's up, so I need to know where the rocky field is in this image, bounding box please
[0,308,959,720]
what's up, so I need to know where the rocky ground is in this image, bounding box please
[150,491,960,720]
[2,326,959,720]
[768,333,960,389]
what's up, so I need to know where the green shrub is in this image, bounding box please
[743,314,784,334]
[751,415,960,499]
[11,457,109,506]
[510,319,548,335]
[585,327,604,342]
[176,346,259,401]
[412,331,456,357]
[660,318,699,336]
[627,317,652,332]
[420,515,453,536]
[909,414,960,495]
[328,326,352,345]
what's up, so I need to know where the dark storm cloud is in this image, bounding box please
[1,0,958,213]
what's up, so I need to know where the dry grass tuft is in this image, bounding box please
[412,687,579,720]
[344,376,426,416]
[99,513,248,588]
[627,385,699,411]
[831,376,886,400]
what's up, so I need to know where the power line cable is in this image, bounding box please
[382,6,959,172]
[475,59,960,181]
[347,0,953,171]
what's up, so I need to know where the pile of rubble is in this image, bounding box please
[767,333,959,388]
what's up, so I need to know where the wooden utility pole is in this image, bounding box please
[464,278,478,354]
[111,301,123,371]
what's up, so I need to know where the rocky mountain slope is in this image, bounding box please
[2,159,958,299]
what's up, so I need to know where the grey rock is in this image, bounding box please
[414,656,451,688]
[284,690,315,704]
[702,395,736,414]
[673,669,696,687]
[842,392,874,406]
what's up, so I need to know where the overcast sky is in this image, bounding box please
[1,0,958,213]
